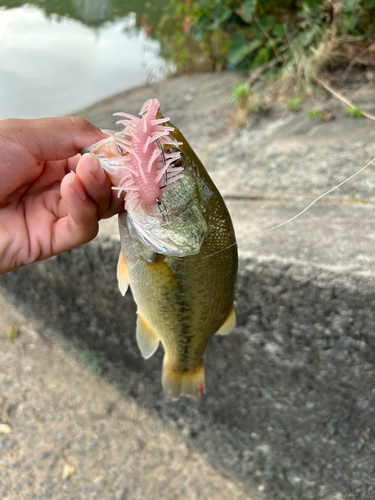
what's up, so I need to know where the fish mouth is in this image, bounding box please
[80,135,122,157]
[80,134,130,185]
[127,199,207,257]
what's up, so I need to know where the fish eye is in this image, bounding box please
[171,157,183,169]
[167,147,184,169]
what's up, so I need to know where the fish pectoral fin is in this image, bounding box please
[136,312,160,359]
[162,358,205,401]
[215,305,236,336]
[117,250,129,296]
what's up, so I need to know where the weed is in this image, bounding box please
[346,105,362,118]
[156,0,375,103]
[286,97,303,112]
[230,82,251,103]
[77,350,100,375]
[308,107,327,120]
[7,325,18,342]
[250,104,262,114]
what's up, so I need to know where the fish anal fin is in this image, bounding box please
[215,305,236,336]
[136,312,160,359]
[162,358,205,401]
[117,250,129,296]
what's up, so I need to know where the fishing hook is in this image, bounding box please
[116,144,124,156]
[156,197,166,212]
[156,197,169,223]
[155,138,167,189]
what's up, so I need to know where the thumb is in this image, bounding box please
[52,169,100,254]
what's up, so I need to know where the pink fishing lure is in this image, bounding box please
[111,99,184,208]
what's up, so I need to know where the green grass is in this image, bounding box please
[77,350,101,375]
[308,107,326,120]
[230,82,251,103]
[286,97,303,112]
[346,105,362,118]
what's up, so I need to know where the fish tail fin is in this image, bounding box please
[162,358,205,401]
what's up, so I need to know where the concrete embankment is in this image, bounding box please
[2,72,375,500]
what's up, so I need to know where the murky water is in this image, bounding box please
[0,2,169,119]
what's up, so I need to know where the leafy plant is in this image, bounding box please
[308,107,326,120]
[286,97,303,112]
[230,82,251,103]
[250,103,262,114]
[346,105,362,117]
[156,0,375,77]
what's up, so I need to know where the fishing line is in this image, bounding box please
[192,155,375,261]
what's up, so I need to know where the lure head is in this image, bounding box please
[113,99,184,208]
[82,99,184,209]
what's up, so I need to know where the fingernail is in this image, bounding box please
[70,171,87,200]
[90,155,106,183]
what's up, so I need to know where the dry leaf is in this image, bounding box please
[321,113,334,122]
[62,462,75,480]
[7,325,18,342]
[0,424,11,434]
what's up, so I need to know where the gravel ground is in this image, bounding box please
[2,71,375,500]
[0,293,253,500]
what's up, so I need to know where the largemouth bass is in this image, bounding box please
[84,99,238,400]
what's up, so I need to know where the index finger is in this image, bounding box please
[2,116,106,162]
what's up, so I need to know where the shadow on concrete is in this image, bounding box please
[2,239,375,500]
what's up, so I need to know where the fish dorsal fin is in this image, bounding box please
[215,306,236,336]
[117,250,129,296]
[136,312,160,359]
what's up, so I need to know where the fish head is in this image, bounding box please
[124,125,209,257]
[81,109,209,257]
[126,177,208,257]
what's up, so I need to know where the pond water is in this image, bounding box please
[0,1,170,120]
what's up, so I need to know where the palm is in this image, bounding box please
[1,157,79,272]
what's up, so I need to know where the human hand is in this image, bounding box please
[0,117,124,275]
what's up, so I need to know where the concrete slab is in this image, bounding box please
[0,291,254,500]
